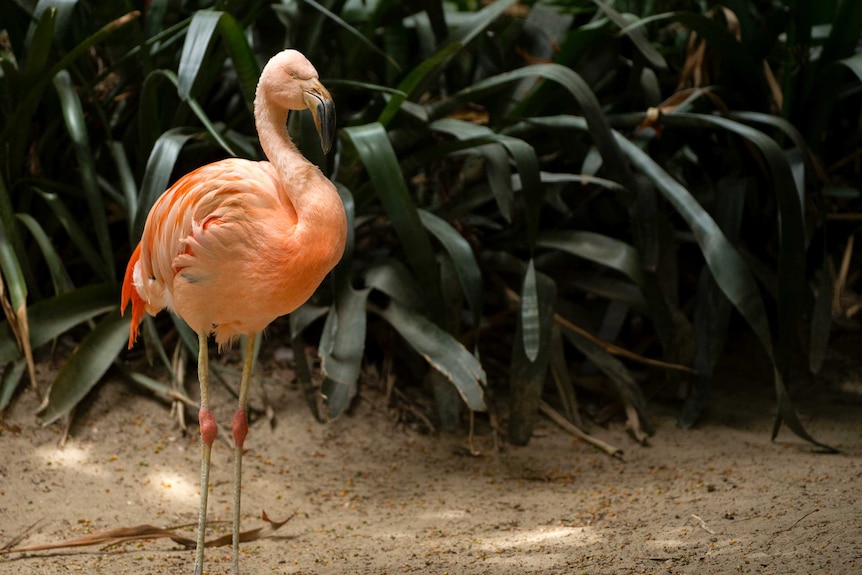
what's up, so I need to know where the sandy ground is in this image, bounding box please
[1,338,860,575]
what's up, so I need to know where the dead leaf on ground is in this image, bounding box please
[0,510,295,556]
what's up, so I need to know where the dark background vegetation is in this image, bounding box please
[1,0,860,451]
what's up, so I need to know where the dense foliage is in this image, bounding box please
[1,0,860,449]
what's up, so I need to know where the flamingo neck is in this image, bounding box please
[253,91,346,245]
[254,94,309,191]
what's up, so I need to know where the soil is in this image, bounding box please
[1,334,860,575]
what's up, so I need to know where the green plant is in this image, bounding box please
[1,0,858,452]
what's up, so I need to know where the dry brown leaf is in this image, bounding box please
[638,88,729,134]
[0,511,295,555]
[0,275,39,397]
[678,6,741,91]
[833,233,855,315]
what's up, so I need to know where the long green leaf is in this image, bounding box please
[562,328,654,436]
[53,70,114,279]
[213,11,259,112]
[319,286,370,419]
[447,0,517,47]
[0,181,32,304]
[133,127,198,240]
[0,284,117,366]
[38,309,130,425]
[537,230,645,288]
[0,358,27,412]
[37,189,111,283]
[590,0,667,70]
[122,369,195,407]
[805,53,862,145]
[22,3,59,79]
[177,10,222,100]
[141,69,236,157]
[521,115,765,328]
[109,141,139,242]
[375,298,486,412]
[298,0,399,70]
[834,53,862,84]
[377,0,517,126]
[290,304,330,339]
[427,119,514,221]
[331,183,356,290]
[663,112,805,379]
[418,210,483,326]
[614,130,827,451]
[364,260,426,311]
[343,123,441,310]
[174,9,259,113]
[0,210,35,391]
[0,216,27,317]
[680,178,746,428]
[16,214,73,296]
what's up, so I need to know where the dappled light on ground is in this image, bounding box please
[2,370,859,574]
[35,444,93,474]
[144,471,199,503]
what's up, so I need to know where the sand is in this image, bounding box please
[1,338,859,575]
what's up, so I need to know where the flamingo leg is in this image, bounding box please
[231,332,257,575]
[194,332,216,575]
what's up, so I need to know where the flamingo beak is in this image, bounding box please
[304,80,336,154]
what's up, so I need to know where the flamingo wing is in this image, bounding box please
[121,158,290,347]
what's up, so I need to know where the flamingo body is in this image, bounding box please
[122,157,345,347]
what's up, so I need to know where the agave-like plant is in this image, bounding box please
[1,0,859,451]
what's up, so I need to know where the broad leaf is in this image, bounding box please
[520,260,541,363]
[418,210,483,325]
[509,265,555,445]
[177,10,222,100]
[319,287,370,419]
[133,127,198,240]
[375,299,485,412]
[38,310,131,425]
[537,231,645,289]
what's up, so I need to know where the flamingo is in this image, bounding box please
[121,50,347,575]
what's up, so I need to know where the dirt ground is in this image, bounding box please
[1,334,860,575]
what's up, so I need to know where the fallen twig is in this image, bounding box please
[0,517,45,553]
[502,286,696,374]
[539,401,623,457]
[772,509,819,536]
[690,514,715,534]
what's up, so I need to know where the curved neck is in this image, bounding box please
[253,91,342,230]
[254,92,304,185]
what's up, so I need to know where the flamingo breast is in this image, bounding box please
[128,157,344,346]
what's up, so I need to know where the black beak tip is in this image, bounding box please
[318,99,336,154]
